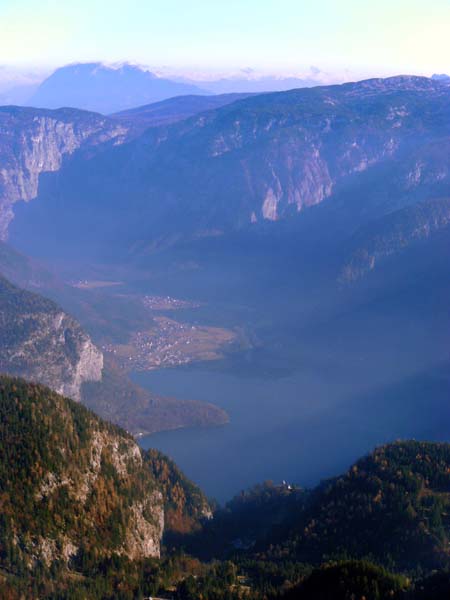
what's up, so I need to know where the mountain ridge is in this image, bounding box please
[27,62,208,114]
[10,75,450,260]
[0,105,128,239]
[111,92,254,130]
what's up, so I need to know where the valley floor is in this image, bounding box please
[103,315,237,371]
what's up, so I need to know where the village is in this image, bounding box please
[142,294,201,311]
[102,316,237,371]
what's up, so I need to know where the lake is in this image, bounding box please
[136,346,450,503]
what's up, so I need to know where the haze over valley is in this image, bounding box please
[0,73,448,501]
[1,0,450,596]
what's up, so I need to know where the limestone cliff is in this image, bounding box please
[0,106,127,238]
[0,375,164,570]
[145,448,212,535]
[10,75,450,258]
[0,274,103,401]
[340,197,450,282]
[0,266,230,436]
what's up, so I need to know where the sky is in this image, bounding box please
[0,0,449,83]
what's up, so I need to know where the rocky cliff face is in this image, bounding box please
[0,274,103,401]
[340,197,450,282]
[165,76,449,227]
[145,448,212,535]
[0,269,230,435]
[0,106,127,238]
[9,76,450,259]
[0,375,164,571]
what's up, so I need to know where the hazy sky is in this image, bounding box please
[1,0,449,78]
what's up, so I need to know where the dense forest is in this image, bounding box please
[1,376,450,598]
[285,441,450,571]
[145,448,212,534]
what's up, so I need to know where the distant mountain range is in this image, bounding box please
[183,73,320,95]
[0,62,322,114]
[1,62,447,119]
[25,62,208,113]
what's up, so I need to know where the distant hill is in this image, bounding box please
[112,92,254,130]
[0,82,39,105]
[189,74,319,94]
[27,62,208,113]
[339,196,450,282]
[432,73,450,83]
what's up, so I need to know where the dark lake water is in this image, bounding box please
[135,347,450,503]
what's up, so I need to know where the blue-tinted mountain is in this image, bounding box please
[340,196,450,282]
[432,73,450,83]
[189,74,319,94]
[0,105,129,239]
[5,77,449,412]
[0,82,39,105]
[112,92,253,130]
[10,75,450,260]
[28,62,208,113]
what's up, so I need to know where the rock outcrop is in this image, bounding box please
[0,274,103,401]
[145,448,213,535]
[9,75,450,258]
[0,374,214,573]
[0,106,127,238]
[0,270,230,435]
[340,197,450,282]
[0,375,164,570]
